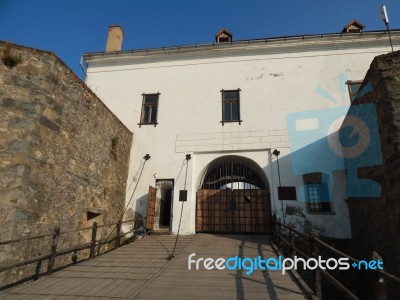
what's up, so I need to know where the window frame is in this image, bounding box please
[220,89,242,125]
[138,93,160,127]
[303,173,333,214]
[346,80,362,102]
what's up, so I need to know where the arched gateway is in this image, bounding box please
[196,156,271,234]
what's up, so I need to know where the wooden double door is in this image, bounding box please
[196,189,271,234]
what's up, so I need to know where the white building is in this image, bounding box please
[83,22,399,238]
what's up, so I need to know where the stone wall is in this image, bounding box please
[347,51,400,299]
[0,42,132,285]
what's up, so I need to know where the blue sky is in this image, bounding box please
[1,0,399,79]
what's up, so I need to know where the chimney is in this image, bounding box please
[106,25,124,52]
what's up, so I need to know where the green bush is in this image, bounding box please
[2,44,21,68]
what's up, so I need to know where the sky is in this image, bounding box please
[1,0,399,79]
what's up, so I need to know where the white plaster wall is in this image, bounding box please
[85,39,396,238]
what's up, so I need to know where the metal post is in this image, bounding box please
[312,236,322,299]
[386,23,394,52]
[277,222,282,250]
[89,222,98,258]
[115,220,121,249]
[47,226,60,274]
[273,149,285,224]
[168,154,191,260]
[34,255,42,280]
[380,5,394,52]
[373,251,387,300]
[290,225,296,258]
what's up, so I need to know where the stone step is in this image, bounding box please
[149,228,172,235]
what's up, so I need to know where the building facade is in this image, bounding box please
[83,24,399,238]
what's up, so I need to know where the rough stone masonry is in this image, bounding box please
[347,50,400,299]
[0,42,132,285]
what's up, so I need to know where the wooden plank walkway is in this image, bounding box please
[0,234,308,299]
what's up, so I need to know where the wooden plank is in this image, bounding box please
[146,186,157,231]
[196,189,271,234]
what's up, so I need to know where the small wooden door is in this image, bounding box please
[146,186,157,230]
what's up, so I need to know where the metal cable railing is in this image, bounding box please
[271,220,400,300]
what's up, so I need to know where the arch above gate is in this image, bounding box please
[200,155,269,190]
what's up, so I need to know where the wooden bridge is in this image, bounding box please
[0,234,308,299]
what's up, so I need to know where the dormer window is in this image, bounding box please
[215,29,233,43]
[341,20,365,33]
[218,37,230,43]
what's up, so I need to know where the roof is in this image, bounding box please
[83,29,400,61]
[215,29,233,37]
[342,20,365,33]
[343,19,365,29]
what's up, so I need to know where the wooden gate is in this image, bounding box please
[196,189,270,233]
[146,186,157,231]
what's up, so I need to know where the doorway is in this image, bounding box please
[155,179,174,230]
[196,155,271,233]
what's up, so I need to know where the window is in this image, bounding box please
[346,80,362,101]
[306,184,330,212]
[303,173,331,213]
[139,93,159,126]
[215,29,233,43]
[218,37,230,43]
[221,89,241,125]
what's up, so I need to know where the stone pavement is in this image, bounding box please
[0,234,308,299]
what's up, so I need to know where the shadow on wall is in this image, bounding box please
[267,103,383,235]
[134,194,148,231]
